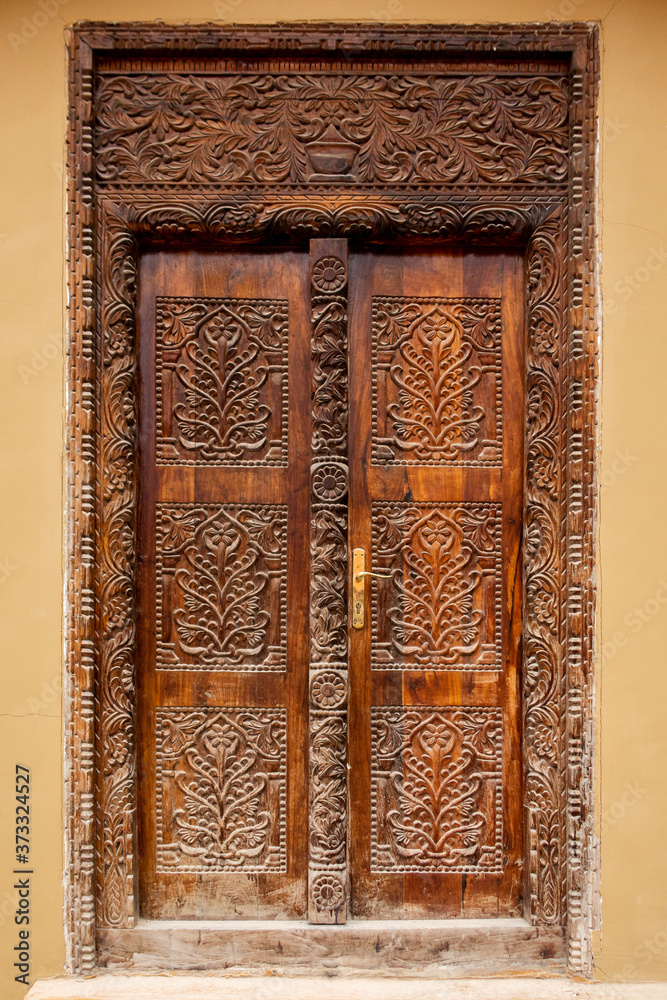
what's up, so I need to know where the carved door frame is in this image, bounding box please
[65,21,599,978]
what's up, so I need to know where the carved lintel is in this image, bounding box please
[124,196,557,247]
[308,238,349,924]
[94,71,568,190]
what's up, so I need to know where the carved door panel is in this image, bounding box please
[348,248,524,918]
[136,248,311,919]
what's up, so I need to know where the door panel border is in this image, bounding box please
[65,20,599,978]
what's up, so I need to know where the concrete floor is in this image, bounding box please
[25,975,667,1000]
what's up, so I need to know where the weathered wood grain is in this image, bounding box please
[97,919,564,976]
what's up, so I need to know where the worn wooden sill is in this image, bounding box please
[25,974,665,1000]
[95,917,565,977]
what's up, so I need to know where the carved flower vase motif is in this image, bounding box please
[305,123,359,182]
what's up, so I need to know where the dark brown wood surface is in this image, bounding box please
[135,244,524,922]
[137,249,311,919]
[348,248,524,918]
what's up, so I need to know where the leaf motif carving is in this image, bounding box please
[372,503,500,670]
[372,297,502,466]
[157,708,286,872]
[96,73,568,188]
[157,297,288,466]
[157,504,287,671]
[371,708,503,872]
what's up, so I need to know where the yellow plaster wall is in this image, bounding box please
[0,0,665,992]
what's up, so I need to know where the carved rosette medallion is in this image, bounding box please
[308,241,349,924]
[371,707,503,873]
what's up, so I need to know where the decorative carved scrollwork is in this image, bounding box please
[156,296,288,466]
[371,707,503,872]
[371,503,501,671]
[156,708,287,873]
[372,297,502,466]
[98,207,140,928]
[95,73,568,189]
[308,239,349,924]
[156,504,287,671]
[124,196,555,246]
[524,210,564,926]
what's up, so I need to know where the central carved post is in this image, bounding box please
[308,238,349,923]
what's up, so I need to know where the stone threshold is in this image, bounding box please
[25,974,667,1000]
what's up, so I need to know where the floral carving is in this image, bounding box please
[156,708,286,872]
[372,297,502,466]
[371,708,503,872]
[128,197,552,246]
[95,73,568,188]
[311,296,347,458]
[312,462,348,501]
[156,296,288,466]
[309,243,349,924]
[310,670,347,709]
[98,211,140,928]
[309,714,347,867]
[157,504,287,670]
[523,213,564,925]
[312,256,347,292]
[311,873,345,913]
[310,506,347,664]
[371,503,500,670]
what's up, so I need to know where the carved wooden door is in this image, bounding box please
[136,248,311,919]
[134,239,524,924]
[348,247,524,920]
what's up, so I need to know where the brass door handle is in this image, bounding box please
[351,548,392,629]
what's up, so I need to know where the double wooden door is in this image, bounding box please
[136,239,524,924]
